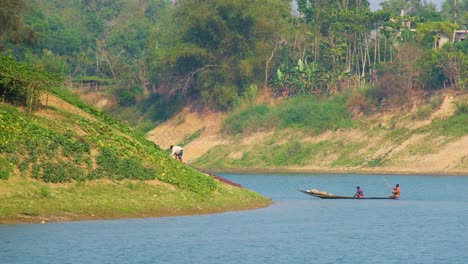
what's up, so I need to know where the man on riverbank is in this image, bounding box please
[169,145,183,162]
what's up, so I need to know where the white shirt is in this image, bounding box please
[170,146,183,156]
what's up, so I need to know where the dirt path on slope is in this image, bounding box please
[147,109,228,163]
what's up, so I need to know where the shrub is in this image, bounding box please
[222,104,273,134]
[277,95,352,132]
[38,162,83,183]
[0,156,14,180]
[178,128,205,147]
[369,73,408,107]
[346,92,372,117]
[94,147,157,181]
[222,95,353,135]
[455,100,468,115]
[0,56,61,112]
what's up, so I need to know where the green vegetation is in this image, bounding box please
[223,95,353,135]
[0,87,271,222]
[0,56,61,112]
[414,95,443,120]
[195,93,468,171]
[0,101,214,192]
[1,0,463,125]
[178,128,205,147]
[418,110,468,137]
[223,104,275,134]
[278,96,353,131]
[0,177,270,223]
[0,156,14,180]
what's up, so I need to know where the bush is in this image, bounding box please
[277,95,352,132]
[222,95,353,135]
[223,104,273,134]
[346,91,372,117]
[0,56,61,112]
[0,156,14,180]
[455,100,468,115]
[94,147,157,181]
[368,73,408,107]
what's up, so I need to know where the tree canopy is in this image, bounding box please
[150,0,290,109]
[0,0,466,119]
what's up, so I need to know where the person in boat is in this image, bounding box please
[354,186,364,198]
[391,184,400,199]
[169,145,184,162]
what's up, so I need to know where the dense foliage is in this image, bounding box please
[0,0,466,124]
[0,56,61,112]
[0,91,219,194]
[0,0,35,49]
[151,0,289,109]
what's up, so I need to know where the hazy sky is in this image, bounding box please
[369,0,445,11]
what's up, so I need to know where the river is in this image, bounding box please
[1,173,467,264]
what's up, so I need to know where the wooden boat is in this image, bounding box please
[299,189,398,200]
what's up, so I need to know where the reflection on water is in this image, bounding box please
[1,174,468,264]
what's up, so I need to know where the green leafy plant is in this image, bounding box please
[0,56,62,112]
[0,157,14,180]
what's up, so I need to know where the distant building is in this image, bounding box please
[453,30,467,42]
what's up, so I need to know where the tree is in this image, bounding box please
[152,0,290,109]
[416,21,458,48]
[379,0,422,16]
[0,56,62,112]
[81,0,124,38]
[0,0,35,50]
[441,0,468,26]
[27,12,83,56]
[292,0,373,93]
[438,47,467,90]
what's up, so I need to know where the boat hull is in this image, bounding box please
[299,190,397,200]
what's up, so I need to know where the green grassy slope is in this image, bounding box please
[0,88,271,223]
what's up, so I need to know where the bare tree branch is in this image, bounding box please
[170,64,218,96]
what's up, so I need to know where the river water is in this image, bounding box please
[1,173,468,264]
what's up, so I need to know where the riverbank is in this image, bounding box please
[0,203,272,225]
[212,167,468,176]
[148,93,468,176]
[0,177,272,225]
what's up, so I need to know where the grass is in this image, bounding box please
[178,128,205,147]
[0,87,272,223]
[419,111,468,137]
[196,93,468,172]
[195,137,369,169]
[0,101,217,192]
[405,137,442,155]
[249,140,325,167]
[330,142,368,167]
[195,145,233,169]
[222,104,275,134]
[222,95,353,135]
[277,95,353,132]
[0,176,271,223]
[413,95,443,120]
